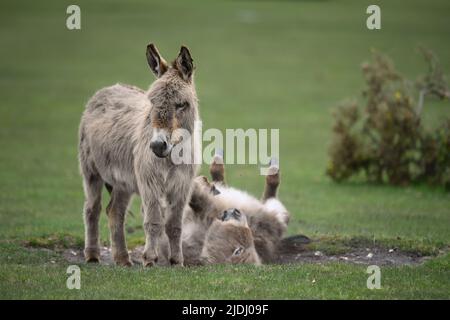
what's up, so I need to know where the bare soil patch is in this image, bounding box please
[57,234,434,267]
[275,235,431,266]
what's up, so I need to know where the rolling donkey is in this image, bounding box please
[179,155,289,266]
[78,43,199,266]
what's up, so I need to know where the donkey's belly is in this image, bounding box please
[92,125,139,192]
[87,137,138,193]
[100,164,138,193]
[85,117,140,193]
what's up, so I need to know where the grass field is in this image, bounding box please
[0,0,449,299]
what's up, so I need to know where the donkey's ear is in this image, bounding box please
[146,43,168,78]
[175,45,194,81]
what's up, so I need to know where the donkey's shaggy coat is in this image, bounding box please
[158,156,290,266]
[78,44,199,266]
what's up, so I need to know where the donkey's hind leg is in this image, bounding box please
[210,149,225,184]
[262,158,280,201]
[106,189,132,266]
[82,171,103,263]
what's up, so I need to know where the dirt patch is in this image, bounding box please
[275,235,431,266]
[59,235,435,267]
[62,246,144,266]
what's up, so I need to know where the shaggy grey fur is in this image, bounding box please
[165,156,290,266]
[78,44,199,266]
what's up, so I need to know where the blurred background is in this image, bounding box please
[0,0,449,245]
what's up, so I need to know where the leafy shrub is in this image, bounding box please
[327,49,449,189]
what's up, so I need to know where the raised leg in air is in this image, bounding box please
[210,149,226,184]
[262,157,280,201]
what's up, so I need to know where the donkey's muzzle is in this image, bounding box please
[150,139,170,158]
[221,208,242,222]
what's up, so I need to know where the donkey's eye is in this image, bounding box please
[233,247,244,256]
[175,102,189,111]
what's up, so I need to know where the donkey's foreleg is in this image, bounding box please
[142,196,165,267]
[106,189,132,266]
[262,158,280,201]
[165,170,194,266]
[165,198,186,266]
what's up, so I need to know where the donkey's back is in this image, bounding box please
[79,83,150,193]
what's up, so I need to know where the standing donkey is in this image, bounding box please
[78,43,199,267]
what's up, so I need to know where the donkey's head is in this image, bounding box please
[146,43,198,158]
[201,209,262,265]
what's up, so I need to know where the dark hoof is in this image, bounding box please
[84,247,100,263]
[143,253,158,267]
[169,257,184,266]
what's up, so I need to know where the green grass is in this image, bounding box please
[1,243,449,299]
[0,0,449,299]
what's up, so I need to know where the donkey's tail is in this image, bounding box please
[277,234,311,255]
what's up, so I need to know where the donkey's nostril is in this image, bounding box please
[221,208,242,222]
[221,210,230,221]
[150,139,168,158]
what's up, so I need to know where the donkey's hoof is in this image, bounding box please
[143,258,158,267]
[85,257,100,263]
[84,247,100,263]
[142,252,158,267]
[113,252,133,267]
[267,158,279,176]
[210,149,225,183]
[212,149,224,164]
[169,256,184,267]
[116,259,133,267]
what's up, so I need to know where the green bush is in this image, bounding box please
[327,49,450,189]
